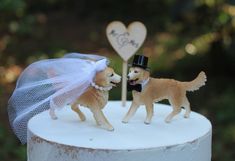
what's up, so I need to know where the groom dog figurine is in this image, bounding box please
[122,55,206,124]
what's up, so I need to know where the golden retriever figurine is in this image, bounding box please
[122,55,206,124]
[50,67,121,131]
[71,67,121,131]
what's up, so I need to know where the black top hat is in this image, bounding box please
[129,55,149,70]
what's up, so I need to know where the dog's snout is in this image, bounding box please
[127,75,130,80]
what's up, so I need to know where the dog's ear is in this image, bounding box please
[142,70,150,80]
[95,69,108,86]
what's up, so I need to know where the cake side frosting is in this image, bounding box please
[27,101,212,161]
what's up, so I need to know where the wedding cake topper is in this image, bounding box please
[122,54,207,124]
[106,21,147,106]
[8,53,121,144]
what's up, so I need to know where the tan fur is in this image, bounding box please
[123,67,207,124]
[50,67,121,131]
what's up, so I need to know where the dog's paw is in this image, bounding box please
[165,118,171,123]
[80,116,86,122]
[107,126,114,131]
[184,114,190,118]
[100,124,114,131]
[49,109,58,120]
[122,120,129,124]
[51,116,58,120]
[144,120,151,125]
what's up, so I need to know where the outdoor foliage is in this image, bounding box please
[0,0,235,161]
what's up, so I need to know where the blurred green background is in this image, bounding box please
[0,0,235,160]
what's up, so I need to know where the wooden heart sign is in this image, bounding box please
[106,21,147,61]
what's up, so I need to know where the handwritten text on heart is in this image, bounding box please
[106,21,147,61]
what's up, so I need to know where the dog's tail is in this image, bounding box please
[182,71,207,92]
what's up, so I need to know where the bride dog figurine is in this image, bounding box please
[8,53,121,144]
[122,55,206,124]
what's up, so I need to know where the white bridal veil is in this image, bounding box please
[8,53,108,144]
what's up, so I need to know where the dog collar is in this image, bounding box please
[91,82,112,91]
[141,78,150,90]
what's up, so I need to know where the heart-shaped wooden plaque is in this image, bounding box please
[106,21,147,61]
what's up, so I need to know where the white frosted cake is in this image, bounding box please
[27,101,212,161]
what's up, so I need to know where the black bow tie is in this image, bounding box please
[127,83,142,92]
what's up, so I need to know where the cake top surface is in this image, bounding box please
[28,101,212,150]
